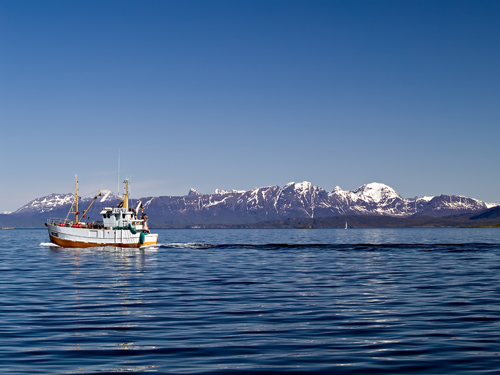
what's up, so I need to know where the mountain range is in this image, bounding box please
[1,182,499,228]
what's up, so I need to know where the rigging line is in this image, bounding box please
[80,190,103,199]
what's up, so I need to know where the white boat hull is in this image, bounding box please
[47,225,158,248]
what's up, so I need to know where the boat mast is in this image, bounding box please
[121,179,129,210]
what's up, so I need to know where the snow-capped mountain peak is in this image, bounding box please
[353,182,401,203]
[419,196,435,202]
[214,188,246,195]
[283,181,314,194]
[5,181,496,228]
[13,190,117,215]
[14,193,75,214]
[188,188,201,196]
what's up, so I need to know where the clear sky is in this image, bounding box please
[1,0,499,212]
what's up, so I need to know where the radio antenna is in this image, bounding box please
[117,150,121,196]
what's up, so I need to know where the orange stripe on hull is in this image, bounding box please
[49,235,157,248]
[140,241,158,247]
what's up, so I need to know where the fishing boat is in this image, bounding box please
[45,176,158,248]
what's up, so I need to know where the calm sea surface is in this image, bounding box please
[1,228,500,374]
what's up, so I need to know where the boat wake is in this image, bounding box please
[157,242,496,252]
[40,242,60,247]
[159,242,221,249]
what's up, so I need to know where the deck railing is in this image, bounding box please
[47,218,105,229]
[47,218,71,226]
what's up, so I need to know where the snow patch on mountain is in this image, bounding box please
[285,181,313,194]
[206,196,231,207]
[214,189,246,195]
[420,196,434,202]
[13,190,117,215]
[100,190,112,202]
[188,188,201,196]
[8,181,497,224]
[433,196,484,211]
[143,197,155,208]
[14,193,75,214]
[352,183,401,203]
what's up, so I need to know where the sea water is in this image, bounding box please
[1,228,500,374]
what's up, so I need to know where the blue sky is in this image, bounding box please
[1,0,499,212]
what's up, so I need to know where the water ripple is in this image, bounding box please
[1,229,500,374]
